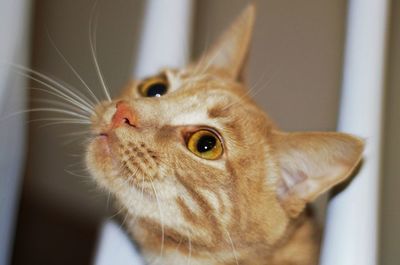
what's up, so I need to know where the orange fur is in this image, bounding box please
[85,5,364,265]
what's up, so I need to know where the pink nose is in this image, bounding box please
[111,101,137,128]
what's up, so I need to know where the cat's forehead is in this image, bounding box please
[116,67,269,132]
[142,68,246,95]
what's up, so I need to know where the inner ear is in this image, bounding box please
[191,5,255,82]
[272,131,364,217]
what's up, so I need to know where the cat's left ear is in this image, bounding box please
[192,4,255,81]
[271,131,364,218]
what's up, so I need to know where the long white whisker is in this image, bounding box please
[120,180,136,227]
[120,169,142,227]
[90,0,100,54]
[60,130,92,138]
[32,98,90,116]
[221,69,278,112]
[224,228,239,265]
[9,107,90,120]
[37,120,90,128]
[10,64,95,109]
[12,68,95,114]
[24,117,90,128]
[128,172,146,228]
[248,67,280,98]
[46,31,101,104]
[60,131,92,145]
[89,1,111,101]
[56,77,98,109]
[110,165,141,222]
[150,180,165,262]
[29,87,94,115]
[172,235,184,264]
[28,117,90,123]
[106,190,112,210]
[65,168,90,179]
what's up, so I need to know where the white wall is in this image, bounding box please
[0,0,32,264]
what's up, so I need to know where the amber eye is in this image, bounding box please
[139,77,168,97]
[187,130,223,160]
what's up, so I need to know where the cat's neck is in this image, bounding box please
[125,211,320,265]
[267,213,320,265]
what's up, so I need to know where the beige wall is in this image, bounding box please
[16,0,398,264]
[195,0,346,131]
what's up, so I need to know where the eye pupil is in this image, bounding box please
[196,135,216,153]
[146,83,167,97]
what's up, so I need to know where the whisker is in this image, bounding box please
[120,169,142,227]
[36,120,90,128]
[106,190,112,210]
[110,166,141,221]
[112,166,146,228]
[58,130,92,145]
[9,107,90,120]
[105,166,128,217]
[90,0,101,54]
[29,87,94,115]
[60,130,92,138]
[71,136,93,148]
[28,117,89,123]
[221,69,279,112]
[32,97,91,116]
[248,66,281,98]
[172,235,184,263]
[12,69,95,115]
[10,64,95,110]
[127,171,146,228]
[65,168,91,179]
[46,31,101,105]
[89,0,112,102]
[61,134,91,146]
[55,77,98,109]
[150,180,165,263]
[224,228,239,265]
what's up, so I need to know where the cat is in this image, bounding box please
[86,5,364,265]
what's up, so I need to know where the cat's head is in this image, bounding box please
[86,5,363,260]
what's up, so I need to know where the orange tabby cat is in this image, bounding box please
[86,5,364,265]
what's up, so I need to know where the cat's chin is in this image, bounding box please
[86,135,121,185]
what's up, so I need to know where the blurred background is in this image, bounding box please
[0,0,398,264]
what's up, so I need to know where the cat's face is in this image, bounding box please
[85,5,363,263]
[86,65,287,243]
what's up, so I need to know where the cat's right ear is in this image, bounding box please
[192,4,255,82]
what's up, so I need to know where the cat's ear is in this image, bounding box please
[271,131,364,218]
[193,4,255,81]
